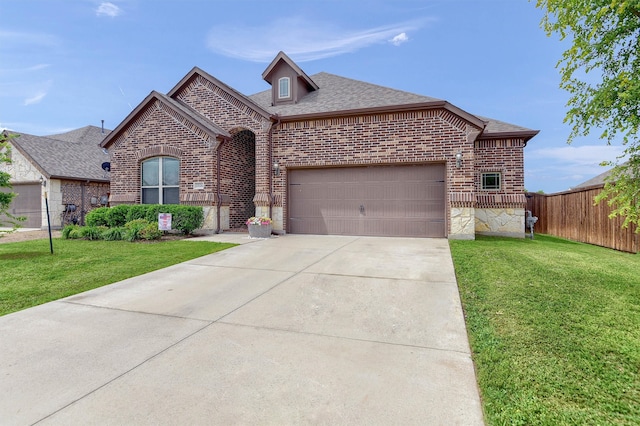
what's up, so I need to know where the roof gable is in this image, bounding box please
[167,66,272,119]
[101,91,231,149]
[262,51,319,91]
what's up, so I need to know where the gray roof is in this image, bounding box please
[10,125,111,181]
[249,72,535,137]
[249,72,442,116]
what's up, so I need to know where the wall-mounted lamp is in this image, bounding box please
[273,161,280,176]
[39,176,46,187]
[455,152,463,168]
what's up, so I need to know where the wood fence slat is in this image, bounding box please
[526,187,638,253]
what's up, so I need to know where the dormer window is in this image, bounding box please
[278,77,290,99]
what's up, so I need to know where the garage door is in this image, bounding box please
[0,183,42,228]
[288,164,446,237]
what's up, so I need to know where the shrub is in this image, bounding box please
[125,204,148,223]
[139,222,163,241]
[101,227,125,241]
[81,226,107,241]
[124,219,151,242]
[158,205,203,235]
[62,224,80,239]
[85,207,110,227]
[106,204,130,228]
[68,228,83,239]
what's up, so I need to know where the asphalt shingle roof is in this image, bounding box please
[248,72,535,136]
[249,72,442,116]
[10,125,111,181]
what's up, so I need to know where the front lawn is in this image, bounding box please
[450,235,640,425]
[0,238,235,316]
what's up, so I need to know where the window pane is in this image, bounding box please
[279,77,290,98]
[142,158,159,186]
[482,173,501,190]
[163,187,179,204]
[142,188,159,204]
[163,158,179,185]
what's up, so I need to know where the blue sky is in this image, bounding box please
[0,0,624,193]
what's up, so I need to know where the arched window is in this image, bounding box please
[141,157,179,204]
[278,77,290,99]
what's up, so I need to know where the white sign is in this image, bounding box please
[158,213,172,231]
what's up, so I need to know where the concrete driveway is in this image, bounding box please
[0,234,483,425]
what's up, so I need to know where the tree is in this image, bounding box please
[0,132,21,234]
[536,0,640,229]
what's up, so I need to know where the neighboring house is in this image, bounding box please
[0,126,111,229]
[101,52,538,239]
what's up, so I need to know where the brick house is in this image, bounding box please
[101,52,538,239]
[1,126,111,228]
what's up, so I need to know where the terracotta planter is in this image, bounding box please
[248,224,272,238]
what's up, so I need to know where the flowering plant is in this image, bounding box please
[246,216,272,226]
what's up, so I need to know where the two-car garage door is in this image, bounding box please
[288,164,446,237]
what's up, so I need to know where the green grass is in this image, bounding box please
[449,234,640,425]
[0,238,236,316]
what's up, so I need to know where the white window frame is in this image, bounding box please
[141,157,180,204]
[481,172,502,190]
[278,77,290,99]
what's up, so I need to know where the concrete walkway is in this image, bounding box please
[0,234,483,425]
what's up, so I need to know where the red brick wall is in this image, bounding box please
[474,138,526,207]
[221,129,255,228]
[173,75,271,193]
[109,100,217,206]
[60,180,110,225]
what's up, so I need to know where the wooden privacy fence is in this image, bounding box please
[526,186,639,253]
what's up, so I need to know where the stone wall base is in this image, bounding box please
[475,208,525,238]
[449,207,475,240]
[200,206,230,233]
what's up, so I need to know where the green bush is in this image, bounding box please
[68,228,83,239]
[81,226,107,241]
[124,219,151,242]
[125,204,148,223]
[106,204,130,228]
[101,227,125,241]
[85,207,110,227]
[139,222,163,241]
[62,224,80,239]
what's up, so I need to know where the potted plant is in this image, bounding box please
[246,216,272,238]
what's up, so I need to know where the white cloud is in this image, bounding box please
[96,2,122,18]
[206,18,428,62]
[24,91,47,106]
[390,32,409,46]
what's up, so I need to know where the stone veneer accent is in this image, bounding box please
[475,208,525,238]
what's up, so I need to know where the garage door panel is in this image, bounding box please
[289,164,446,238]
[0,184,41,228]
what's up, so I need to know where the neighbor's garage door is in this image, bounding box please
[288,164,446,237]
[0,183,42,228]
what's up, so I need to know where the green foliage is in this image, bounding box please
[61,225,80,239]
[0,132,19,230]
[537,0,640,227]
[105,204,129,228]
[595,156,640,231]
[124,204,148,223]
[101,226,125,241]
[80,226,107,241]
[139,222,163,240]
[85,207,110,227]
[124,218,150,242]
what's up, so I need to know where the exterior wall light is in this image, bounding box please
[455,152,463,168]
[273,161,280,176]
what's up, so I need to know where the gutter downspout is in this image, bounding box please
[268,115,281,220]
[216,138,225,234]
